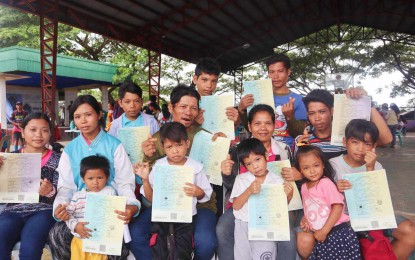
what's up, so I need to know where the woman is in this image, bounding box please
[386,103,400,148]
[49,95,140,260]
[0,112,60,260]
[217,104,299,260]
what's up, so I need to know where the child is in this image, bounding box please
[66,155,117,260]
[105,102,114,132]
[0,112,59,259]
[295,145,361,260]
[108,81,159,137]
[230,138,294,260]
[10,101,28,151]
[134,122,213,259]
[333,119,415,259]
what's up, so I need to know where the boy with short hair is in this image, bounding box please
[134,122,213,259]
[108,81,159,137]
[332,119,415,260]
[192,57,221,97]
[230,138,293,260]
[66,155,129,259]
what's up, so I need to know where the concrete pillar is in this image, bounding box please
[100,85,109,111]
[64,88,78,126]
[0,76,6,129]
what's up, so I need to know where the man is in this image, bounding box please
[10,101,28,151]
[238,53,308,148]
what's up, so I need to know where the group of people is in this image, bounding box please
[0,54,414,260]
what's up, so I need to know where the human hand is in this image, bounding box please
[183,183,204,198]
[345,87,367,99]
[39,178,53,196]
[74,222,92,239]
[115,205,138,224]
[296,129,311,146]
[281,167,303,181]
[133,162,150,182]
[249,178,261,194]
[300,216,311,232]
[365,148,377,171]
[142,134,157,157]
[194,109,205,125]
[238,94,254,113]
[54,204,70,221]
[221,154,235,176]
[337,180,352,192]
[225,107,239,123]
[0,156,6,168]
[282,97,295,121]
[314,229,328,243]
[284,182,294,202]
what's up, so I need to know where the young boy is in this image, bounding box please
[230,138,293,260]
[333,119,415,259]
[108,81,159,137]
[10,101,28,151]
[65,155,129,260]
[134,122,213,259]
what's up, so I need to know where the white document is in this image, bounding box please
[200,94,235,140]
[267,160,303,211]
[152,165,194,223]
[83,194,126,256]
[117,126,150,164]
[343,169,397,231]
[331,94,371,146]
[0,153,41,203]
[248,184,290,241]
[189,131,231,186]
[243,79,274,112]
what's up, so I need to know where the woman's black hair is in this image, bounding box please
[248,104,276,124]
[161,103,171,119]
[69,95,101,121]
[294,145,336,184]
[237,138,267,167]
[21,112,52,131]
[390,104,400,115]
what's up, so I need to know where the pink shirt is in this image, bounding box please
[301,177,349,231]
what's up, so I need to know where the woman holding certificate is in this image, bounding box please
[218,104,299,260]
[0,112,60,260]
[49,95,140,260]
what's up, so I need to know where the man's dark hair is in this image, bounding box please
[237,138,267,167]
[345,119,379,144]
[265,53,291,71]
[195,57,221,77]
[160,122,188,144]
[248,104,275,124]
[170,84,201,107]
[118,81,143,99]
[303,89,334,110]
[80,155,110,178]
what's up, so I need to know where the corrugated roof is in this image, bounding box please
[0,46,116,82]
[1,0,414,72]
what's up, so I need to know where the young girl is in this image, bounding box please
[295,145,361,260]
[48,95,140,260]
[0,112,60,260]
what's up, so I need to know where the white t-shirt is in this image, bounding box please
[329,155,383,181]
[141,156,213,216]
[230,171,284,222]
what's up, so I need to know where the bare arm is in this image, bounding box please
[142,180,153,202]
[314,203,343,242]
